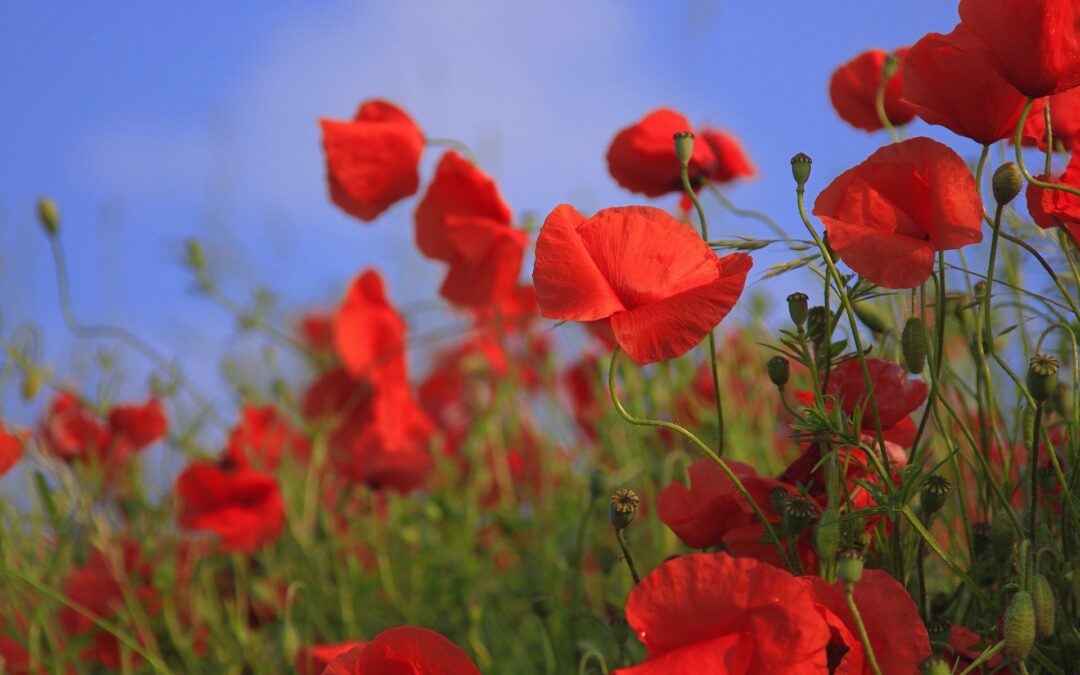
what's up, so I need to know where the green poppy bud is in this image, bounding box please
[1032,574,1055,639]
[673,131,695,167]
[901,316,929,374]
[853,301,891,336]
[20,368,43,401]
[608,488,639,530]
[1004,591,1036,662]
[36,196,59,236]
[767,356,790,388]
[790,152,812,187]
[1027,354,1059,403]
[992,162,1023,207]
[837,548,864,585]
[787,292,809,328]
[919,475,950,515]
[813,509,841,563]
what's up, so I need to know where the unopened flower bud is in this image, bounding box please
[813,509,840,562]
[783,496,815,534]
[901,316,929,374]
[787,292,809,328]
[673,131,695,167]
[919,475,950,515]
[853,301,890,336]
[791,153,812,187]
[920,657,950,675]
[837,548,864,585]
[1004,591,1036,662]
[36,197,59,236]
[1027,354,1059,403]
[1032,573,1055,639]
[992,162,1023,206]
[608,488,639,530]
[20,368,43,401]
[767,356,790,388]
[881,53,901,80]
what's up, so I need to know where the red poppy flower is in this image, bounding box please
[813,137,984,289]
[224,405,310,471]
[320,99,425,222]
[107,398,167,457]
[298,312,335,355]
[333,269,408,384]
[175,460,285,552]
[40,391,110,461]
[533,205,752,364]
[947,624,1004,670]
[616,553,833,673]
[657,459,799,550]
[800,569,932,673]
[902,26,1026,144]
[470,283,538,333]
[0,424,25,476]
[295,641,366,675]
[1021,89,1080,151]
[958,0,1080,97]
[0,635,38,674]
[320,626,480,675]
[829,48,916,132]
[828,358,927,430]
[606,109,754,197]
[1026,151,1080,246]
[414,151,525,308]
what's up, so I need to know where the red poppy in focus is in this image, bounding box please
[333,269,408,384]
[295,641,366,675]
[175,459,285,552]
[829,48,916,132]
[320,626,480,675]
[533,205,752,364]
[1020,88,1080,151]
[606,108,754,197]
[224,405,310,471]
[616,553,832,673]
[902,26,1026,144]
[0,424,25,476]
[813,137,984,288]
[958,0,1080,97]
[320,99,425,222]
[1026,151,1080,246]
[415,151,525,308]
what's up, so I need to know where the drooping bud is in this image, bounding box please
[881,52,900,80]
[992,162,1023,207]
[901,316,929,374]
[767,356,790,389]
[813,509,840,563]
[989,513,1015,564]
[790,153,812,188]
[1032,574,1056,639]
[783,496,815,535]
[837,548,864,585]
[1004,591,1036,662]
[787,292,809,328]
[673,132,695,167]
[1027,354,1060,403]
[608,488,639,530]
[919,475,950,515]
[853,300,890,336]
[36,197,59,236]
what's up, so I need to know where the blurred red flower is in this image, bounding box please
[958,0,1080,97]
[415,150,524,308]
[1026,151,1080,246]
[295,641,365,675]
[41,392,167,467]
[224,404,310,471]
[333,269,409,385]
[320,626,480,675]
[175,459,285,552]
[0,636,38,675]
[827,358,927,430]
[320,99,424,221]
[1020,88,1080,150]
[0,424,25,476]
[606,108,753,197]
[533,205,752,364]
[829,48,916,132]
[902,26,1026,144]
[813,137,983,288]
[107,398,168,459]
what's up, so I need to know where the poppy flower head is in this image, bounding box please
[320,626,480,675]
[320,99,425,222]
[107,398,168,457]
[699,128,756,183]
[175,460,286,552]
[958,0,1080,97]
[1026,151,1080,246]
[333,269,409,385]
[533,204,752,364]
[0,424,26,477]
[224,404,310,471]
[827,357,928,430]
[40,391,110,461]
[1020,89,1080,151]
[813,137,983,288]
[829,48,916,132]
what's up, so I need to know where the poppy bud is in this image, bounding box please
[901,316,929,374]
[992,162,1023,206]
[1027,354,1059,403]
[608,488,639,530]
[783,496,815,534]
[787,292,809,328]
[881,52,900,81]
[36,196,59,236]
[813,509,841,562]
[1032,574,1055,639]
[20,368,42,401]
[989,513,1015,564]
[919,657,950,675]
[1048,382,1072,417]
[767,356,790,389]
[837,548,864,585]
[853,300,890,335]
[1004,591,1036,662]
[971,522,993,560]
[673,131,695,167]
[790,152,812,187]
[919,475,950,515]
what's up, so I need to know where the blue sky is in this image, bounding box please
[0,1,967,441]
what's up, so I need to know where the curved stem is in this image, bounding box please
[704,183,790,241]
[1015,98,1080,198]
[873,78,899,143]
[845,584,883,675]
[425,137,477,162]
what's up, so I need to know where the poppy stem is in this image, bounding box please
[844,584,883,675]
[614,528,641,585]
[425,137,478,163]
[1043,99,1053,177]
[956,641,1005,675]
[1029,400,1043,546]
[873,78,899,144]
[1015,97,1080,199]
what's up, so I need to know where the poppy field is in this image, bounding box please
[5,0,1080,673]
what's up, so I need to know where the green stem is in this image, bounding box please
[1029,401,1043,545]
[957,641,1005,675]
[845,584,883,675]
[1015,97,1080,199]
[614,528,641,585]
[704,183,790,241]
[873,78,899,143]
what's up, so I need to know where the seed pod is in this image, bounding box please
[837,548,864,585]
[673,131,695,167]
[1032,574,1055,639]
[1027,354,1059,403]
[901,316,929,373]
[790,153,812,187]
[813,509,840,563]
[608,488,639,530]
[881,52,900,80]
[992,162,1023,206]
[926,616,951,647]
[767,356,790,388]
[787,292,809,328]
[783,496,815,535]
[919,475,950,515]
[1004,591,1036,662]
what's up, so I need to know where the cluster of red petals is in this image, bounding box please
[533,205,752,364]
[0,635,37,674]
[41,393,167,466]
[414,151,525,308]
[319,626,480,675]
[295,641,366,675]
[606,108,754,197]
[616,552,929,674]
[827,358,927,432]
[958,0,1080,98]
[829,48,916,132]
[333,269,409,384]
[813,137,983,289]
[1027,152,1080,246]
[902,26,1026,144]
[299,311,336,356]
[223,404,310,471]
[1021,88,1080,150]
[0,423,26,476]
[175,458,285,552]
[320,99,425,222]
